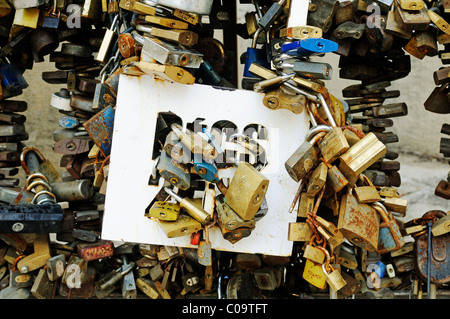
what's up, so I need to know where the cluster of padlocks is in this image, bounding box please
[0,0,447,300]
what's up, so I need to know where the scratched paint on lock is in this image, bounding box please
[83,105,115,157]
[102,75,310,256]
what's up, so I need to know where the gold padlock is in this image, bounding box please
[157,213,202,238]
[338,132,386,186]
[303,235,326,264]
[225,162,269,221]
[306,161,328,196]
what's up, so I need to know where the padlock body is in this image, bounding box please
[338,192,380,251]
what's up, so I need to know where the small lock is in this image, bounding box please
[181,272,202,292]
[157,150,190,190]
[338,132,387,186]
[372,202,405,254]
[146,201,180,221]
[216,194,256,231]
[157,213,202,238]
[243,28,271,78]
[225,162,269,221]
[285,127,327,183]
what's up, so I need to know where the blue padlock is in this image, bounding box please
[373,202,406,254]
[193,154,219,183]
[0,64,28,91]
[281,38,338,56]
[373,261,386,279]
[243,28,271,77]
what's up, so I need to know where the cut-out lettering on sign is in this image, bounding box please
[102,75,310,256]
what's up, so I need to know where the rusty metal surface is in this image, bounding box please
[415,232,450,285]
[76,240,115,262]
[338,192,380,251]
[83,105,115,157]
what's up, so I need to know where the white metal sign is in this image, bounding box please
[102,74,310,256]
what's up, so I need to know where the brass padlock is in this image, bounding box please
[157,213,202,238]
[225,162,269,221]
[306,161,328,196]
[302,258,327,290]
[319,246,347,292]
[338,132,387,186]
[216,195,255,230]
[303,235,326,264]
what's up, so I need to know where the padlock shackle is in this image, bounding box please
[372,202,391,224]
[305,125,331,143]
[20,147,47,176]
[251,28,263,48]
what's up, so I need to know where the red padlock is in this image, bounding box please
[190,231,201,245]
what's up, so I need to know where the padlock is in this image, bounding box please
[297,192,315,218]
[354,186,381,204]
[337,245,358,270]
[0,64,28,91]
[306,161,327,196]
[135,24,198,47]
[303,235,326,264]
[76,240,115,262]
[291,60,333,81]
[307,0,339,33]
[224,162,269,221]
[319,246,347,292]
[158,150,190,190]
[285,127,328,183]
[333,21,366,40]
[13,7,40,28]
[243,28,271,78]
[31,269,54,299]
[338,132,387,186]
[136,277,160,299]
[121,256,137,299]
[157,213,202,238]
[46,254,66,281]
[145,201,180,221]
[288,222,313,242]
[427,9,450,36]
[182,271,202,293]
[424,84,450,114]
[9,268,34,288]
[302,258,327,290]
[404,30,438,59]
[170,123,217,162]
[372,202,405,254]
[216,194,255,230]
[253,268,281,290]
[281,38,339,56]
[431,214,450,237]
[318,124,350,165]
[393,0,430,30]
[326,164,348,193]
[141,36,203,69]
[150,0,213,15]
[144,15,189,29]
[164,187,211,225]
[338,189,380,251]
[313,215,345,249]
